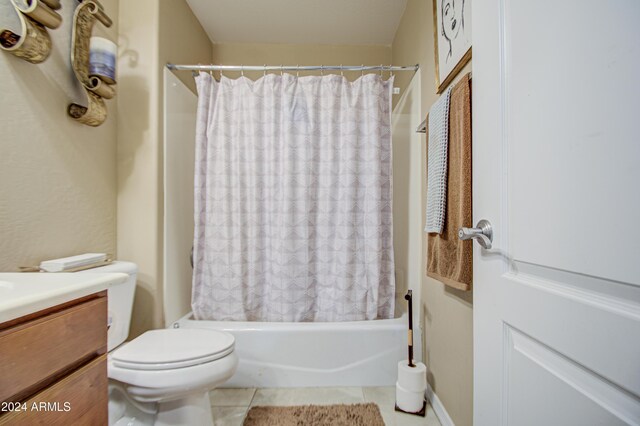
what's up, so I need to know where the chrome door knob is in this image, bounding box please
[458,219,493,249]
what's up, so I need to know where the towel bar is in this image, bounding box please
[416,73,471,134]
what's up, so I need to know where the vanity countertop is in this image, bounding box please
[0,272,128,323]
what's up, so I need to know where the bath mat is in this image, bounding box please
[243,403,385,426]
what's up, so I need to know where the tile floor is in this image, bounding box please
[209,387,442,426]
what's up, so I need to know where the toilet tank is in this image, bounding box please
[79,261,137,351]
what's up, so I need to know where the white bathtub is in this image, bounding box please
[173,313,408,388]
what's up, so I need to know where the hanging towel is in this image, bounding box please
[426,74,472,291]
[424,86,453,233]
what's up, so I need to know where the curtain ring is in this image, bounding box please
[380,64,383,77]
[263,64,267,76]
[241,65,244,77]
[296,64,300,77]
[389,63,394,78]
[220,66,224,79]
[280,64,284,76]
[361,64,364,76]
[340,64,344,76]
[321,65,324,76]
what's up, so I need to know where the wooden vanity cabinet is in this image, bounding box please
[0,291,108,425]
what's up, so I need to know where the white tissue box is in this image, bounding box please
[40,253,107,272]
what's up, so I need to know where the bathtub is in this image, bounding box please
[173,313,408,388]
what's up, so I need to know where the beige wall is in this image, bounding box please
[117,0,212,337]
[159,1,213,94]
[0,0,119,271]
[117,0,162,338]
[392,1,473,425]
[212,43,391,81]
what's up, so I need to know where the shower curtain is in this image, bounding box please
[192,72,395,322]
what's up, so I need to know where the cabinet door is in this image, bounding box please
[0,355,107,425]
[0,295,107,404]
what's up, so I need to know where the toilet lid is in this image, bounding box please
[111,329,235,370]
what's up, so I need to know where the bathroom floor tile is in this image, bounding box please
[210,388,256,406]
[211,406,248,426]
[251,387,364,407]
[362,386,398,411]
[379,408,441,426]
[363,387,441,426]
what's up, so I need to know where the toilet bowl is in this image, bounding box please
[81,262,238,426]
[109,328,238,425]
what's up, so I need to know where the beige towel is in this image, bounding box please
[426,74,472,291]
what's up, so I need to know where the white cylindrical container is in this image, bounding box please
[89,36,117,84]
[396,360,427,413]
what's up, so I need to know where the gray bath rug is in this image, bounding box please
[243,403,385,426]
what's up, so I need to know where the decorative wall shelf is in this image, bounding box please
[67,0,114,127]
[0,0,63,64]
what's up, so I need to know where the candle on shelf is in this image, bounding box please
[89,36,117,84]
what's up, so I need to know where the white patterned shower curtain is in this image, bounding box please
[192,72,395,322]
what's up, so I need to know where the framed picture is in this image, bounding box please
[432,0,472,93]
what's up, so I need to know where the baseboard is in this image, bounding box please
[426,383,455,426]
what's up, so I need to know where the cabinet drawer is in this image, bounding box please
[0,296,107,404]
[0,355,107,425]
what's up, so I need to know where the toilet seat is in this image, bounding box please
[111,328,235,371]
[108,328,239,396]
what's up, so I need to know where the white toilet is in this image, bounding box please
[81,261,238,426]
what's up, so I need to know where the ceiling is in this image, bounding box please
[185,0,408,46]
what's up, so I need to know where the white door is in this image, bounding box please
[473,1,640,425]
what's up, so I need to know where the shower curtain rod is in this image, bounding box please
[166,63,419,73]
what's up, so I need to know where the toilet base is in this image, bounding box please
[109,382,214,426]
[109,383,156,426]
[155,393,213,426]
